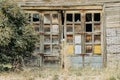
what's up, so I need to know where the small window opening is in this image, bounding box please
[67,14,73,22]
[86,24,92,32]
[86,13,92,22]
[52,35,59,43]
[52,14,58,23]
[44,45,50,53]
[33,14,39,22]
[94,34,101,43]
[67,35,73,43]
[66,25,73,32]
[94,13,100,21]
[86,34,92,43]
[44,35,50,43]
[44,25,50,32]
[75,13,81,22]
[86,45,92,53]
[44,14,51,23]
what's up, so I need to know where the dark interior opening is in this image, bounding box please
[86,13,92,22]
[67,14,73,22]
[33,14,39,22]
[61,11,64,25]
[94,13,100,21]
[75,13,81,22]
[86,24,92,32]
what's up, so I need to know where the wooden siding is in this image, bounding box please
[17,0,120,67]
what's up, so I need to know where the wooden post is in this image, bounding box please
[61,39,65,69]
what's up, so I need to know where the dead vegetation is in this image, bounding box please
[0,61,120,80]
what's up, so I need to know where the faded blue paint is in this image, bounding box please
[68,56,103,68]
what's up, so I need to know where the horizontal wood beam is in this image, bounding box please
[21,5,103,10]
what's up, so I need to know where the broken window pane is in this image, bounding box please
[52,35,59,43]
[94,44,101,55]
[74,24,81,33]
[44,14,51,23]
[75,13,81,22]
[44,25,50,32]
[66,25,73,32]
[44,35,51,43]
[52,25,59,33]
[94,34,101,43]
[86,45,92,53]
[66,14,73,22]
[44,45,51,53]
[86,13,92,22]
[67,35,73,43]
[94,23,100,32]
[33,14,39,22]
[86,34,92,43]
[94,13,100,21]
[86,24,92,32]
[52,14,58,23]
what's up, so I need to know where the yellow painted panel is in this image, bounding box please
[94,45,101,54]
[67,45,74,54]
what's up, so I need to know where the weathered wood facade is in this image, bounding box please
[17,0,120,67]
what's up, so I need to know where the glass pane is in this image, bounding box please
[86,45,92,53]
[74,24,81,33]
[67,35,73,43]
[52,45,59,53]
[66,24,73,32]
[75,45,81,54]
[75,35,81,44]
[52,25,59,33]
[94,44,101,54]
[66,14,73,22]
[52,35,59,43]
[33,14,39,22]
[94,23,101,32]
[86,34,92,43]
[94,34,101,43]
[44,35,51,43]
[44,14,50,23]
[86,24,92,32]
[52,14,58,23]
[75,13,81,22]
[44,25,50,32]
[86,13,92,22]
[94,13,100,21]
[44,45,51,53]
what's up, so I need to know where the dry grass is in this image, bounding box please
[0,57,120,80]
[0,65,119,80]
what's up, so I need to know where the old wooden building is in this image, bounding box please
[17,0,120,67]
